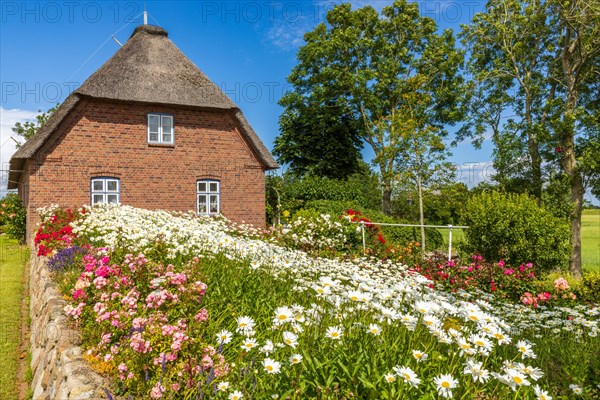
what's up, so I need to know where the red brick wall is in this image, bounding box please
[24,98,267,239]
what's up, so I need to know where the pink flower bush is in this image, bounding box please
[554,277,570,291]
[56,248,227,398]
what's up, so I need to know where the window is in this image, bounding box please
[148,113,174,144]
[197,180,220,215]
[91,178,120,205]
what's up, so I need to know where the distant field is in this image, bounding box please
[432,209,599,272]
[582,209,600,272]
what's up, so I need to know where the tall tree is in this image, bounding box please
[461,0,599,276]
[274,96,363,179]
[11,105,58,144]
[460,0,556,200]
[550,0,600,277]
[281,0,464,214]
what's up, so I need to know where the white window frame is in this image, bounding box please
[91,177,120,205]
[147,113,174,144]
[197,180,220,216]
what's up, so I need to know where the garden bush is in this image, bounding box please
[574,271,600,304]
[461,192,570,272]
[0,193,27,242]
[273,209,361,256]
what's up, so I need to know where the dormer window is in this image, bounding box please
[148,113,174,144]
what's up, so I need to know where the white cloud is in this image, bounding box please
[0,107,38,196]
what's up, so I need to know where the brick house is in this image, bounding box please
[8,25,279,240]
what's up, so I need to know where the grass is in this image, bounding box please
[430,227,466,255]
[0,234,29,400]
[582,209,600,272]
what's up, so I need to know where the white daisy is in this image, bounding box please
[262,358,281,374]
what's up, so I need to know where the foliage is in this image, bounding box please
[39,205,600,399]
[459,0,554,200]
[461,192,570,272]
[542,172,573,220]
[286,0,465,213]
[267,171,382,224]
[393,184,471,226]
[574,271,600,304]
[11,105,58,143]
[274,96,363,179]
[0,194,27,242]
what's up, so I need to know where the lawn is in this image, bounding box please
[0,235,29,400]
[582,209,600,271]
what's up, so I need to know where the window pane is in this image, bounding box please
[198,195,207,214]
[106,180,118,192]
[107,194,119,204]
[209,182,219,193]
[209,194,219,213]
[148,115,159,133]
[92,194,105,204]
[197,182,207,193]
[162,133,172,143]
[92,180,104,192]
[161,116,172,134]
[149,132,159,142]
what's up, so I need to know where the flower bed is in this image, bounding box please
[39,205,599,399]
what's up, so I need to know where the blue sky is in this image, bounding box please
[0,0,535,197]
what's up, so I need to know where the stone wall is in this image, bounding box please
[29,254,107,399]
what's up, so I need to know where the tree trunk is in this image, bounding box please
[417,175,426,259]
[382,180,393,215]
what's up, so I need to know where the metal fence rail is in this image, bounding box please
[357,221,469,261]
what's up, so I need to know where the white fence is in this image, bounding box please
[357,221,469,261]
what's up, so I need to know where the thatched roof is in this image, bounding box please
[8,24,278,188]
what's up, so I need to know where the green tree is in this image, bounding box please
[282,0,464,214]
[11,105,58,144]
[274,95,363,179]
[460,0,556,201]
[461,0,599,277]
[549,0,600,277]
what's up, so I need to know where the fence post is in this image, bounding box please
[447,225,453,261]
[361,222,366,254]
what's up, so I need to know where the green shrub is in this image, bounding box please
[0,194,27,243]
[279,174,381,213]
[574,271,600,304]
[461,191,570,272]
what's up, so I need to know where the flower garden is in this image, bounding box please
[36,205,599,399]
